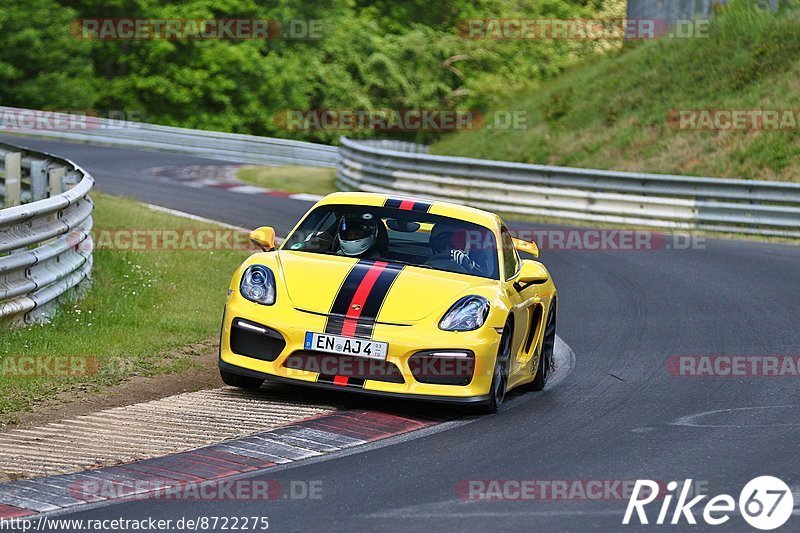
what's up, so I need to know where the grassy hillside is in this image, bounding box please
[432,2,800,182]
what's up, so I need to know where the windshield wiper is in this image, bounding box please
[288,250,433,270]
[384,259,433,269]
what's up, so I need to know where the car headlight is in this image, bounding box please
[240,265,276,305]
[439,296,490,332]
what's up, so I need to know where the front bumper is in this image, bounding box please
[219,360,491,405]
[219,294,502,401]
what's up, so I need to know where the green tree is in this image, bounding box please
[0,0,96,109]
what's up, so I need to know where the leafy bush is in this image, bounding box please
[0,0,618,143]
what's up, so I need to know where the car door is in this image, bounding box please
[499,227,538,375]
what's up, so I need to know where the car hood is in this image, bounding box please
[276,251,491,323]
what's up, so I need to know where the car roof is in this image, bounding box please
[315,192,503,231]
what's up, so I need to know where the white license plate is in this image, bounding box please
[304,332,388,360]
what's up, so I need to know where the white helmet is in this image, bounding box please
[338,213,378,256]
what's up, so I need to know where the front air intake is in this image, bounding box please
[230,318,286,362]
[409,350,475,386]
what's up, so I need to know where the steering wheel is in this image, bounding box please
[468,250,494,277]
[425,253,469,274]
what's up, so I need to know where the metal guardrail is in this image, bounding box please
[337,137,800,238]
[0,106,338,168]
[3,107,798,242]
[0,142,94,325]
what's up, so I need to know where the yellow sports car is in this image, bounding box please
[219,192,557,412]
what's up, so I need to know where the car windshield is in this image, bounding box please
[282,204,500,280]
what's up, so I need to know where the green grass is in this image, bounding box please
[0,193,249,426]
[237,165,337,195]
[432,1,800,182]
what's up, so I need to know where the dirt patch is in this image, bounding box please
[4,339,222,432]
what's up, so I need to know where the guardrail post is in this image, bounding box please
[48,166,65,197]
[64,170,81,189]
[0,143,95,326]
[3,152,21,207]
[29,160,48,201]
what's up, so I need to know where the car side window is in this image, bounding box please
[500,228,519,280]
[317,211,338,236]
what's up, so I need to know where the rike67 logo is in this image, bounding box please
[623,476,794,530]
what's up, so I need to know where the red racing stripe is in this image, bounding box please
[398,200,416,210]
[333,375,349,386]
[340,261,388,336]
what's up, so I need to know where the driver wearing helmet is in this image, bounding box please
[426,223,483,275]
[336,212,381,258]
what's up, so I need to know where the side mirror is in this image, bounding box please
[513,237,539,258]
[250,226,276,252]
[518,260,549,285]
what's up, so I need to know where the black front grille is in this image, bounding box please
[283,351,405,383]
[230,318,285,362]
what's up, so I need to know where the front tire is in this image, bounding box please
[220,369,264,389]
[530,300,556,391]
[477,321,512,414]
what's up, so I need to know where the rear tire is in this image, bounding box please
[220,369,264,389]
[477,321,512,414]
[530,300,556,391]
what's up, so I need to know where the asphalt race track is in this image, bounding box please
[3,135,799,532]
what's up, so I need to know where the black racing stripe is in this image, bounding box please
[384,197,432,213]
[325,316,346,335]
[353,320,375,339]
[357,263,404,338]
[384,198,403,208]
[325,260,375,334]
[383,198,431,213]
[317,375,366,389]
[324,261,404,339]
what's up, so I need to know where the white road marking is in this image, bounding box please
[364,498,623,519]
[144,203,286,244]
[368,509,624,518]
[287,192,324,201]
[227,185,274,195]
[144,203,251,232]
[147,165,323,201]
[548,335,575,389]
[671,405,800,428]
